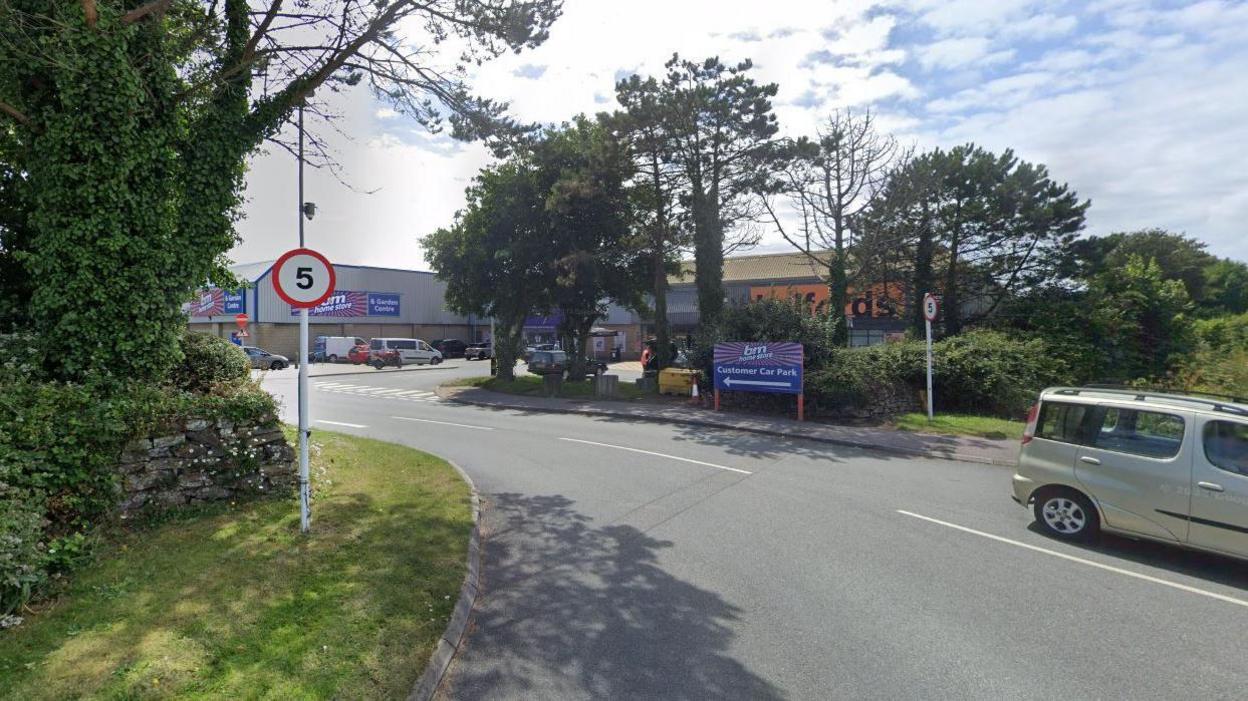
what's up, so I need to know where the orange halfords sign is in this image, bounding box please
[750,283,905,318]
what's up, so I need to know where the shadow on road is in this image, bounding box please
[448,492,785,700]
[1025,522,1248,593]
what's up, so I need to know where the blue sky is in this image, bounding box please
[235,0,1248,268]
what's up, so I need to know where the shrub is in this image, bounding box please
[806,330,1068,418]
[170,332,250,393]
[0,486,46,617]
[1192,312,1248,353]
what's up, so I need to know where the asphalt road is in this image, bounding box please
[260,362,1248,700]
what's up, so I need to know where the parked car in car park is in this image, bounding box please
[526,350,606,379]
[523,343,560,362]
[347,344,371,365]
[1013,386,1248,561]
[431,339,468,358]
[244,346,289,370]
[465,342,493,360]
[368,338,443,365]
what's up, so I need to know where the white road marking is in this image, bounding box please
[557,438,753,475]
[897,510,1248,610]
[396,390,433,396]
[391,416,493,431]
[370,389,407,395]
[315,420,366,428]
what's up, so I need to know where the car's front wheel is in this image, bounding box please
[1034,489,1100,541]
[432,356,442,365]
[328,354,338,363]
[270,361,284,370]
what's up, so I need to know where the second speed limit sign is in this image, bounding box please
[272,248,335,308]
[922,293,940,322]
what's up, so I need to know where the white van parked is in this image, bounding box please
[369,338,443,366]
[316,336,366,363]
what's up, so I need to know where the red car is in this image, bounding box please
[347,344,371,365]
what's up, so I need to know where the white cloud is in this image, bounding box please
[230,0,1248,269]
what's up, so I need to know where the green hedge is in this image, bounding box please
[805,330,1069,418]
[170,332,250,393]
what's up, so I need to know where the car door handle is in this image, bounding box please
[1079,456,1101,465]
[1197,481,1225,492]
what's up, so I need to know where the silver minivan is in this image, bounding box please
[368,337,443,365]
[1013,387,1248,561]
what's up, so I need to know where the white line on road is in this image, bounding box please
[897,510,1248,610]
[557,438,753,475]
[316,419,367,428]
[391,416,494,431]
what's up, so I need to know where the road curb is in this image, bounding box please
[436,386,1019,468]
[408,457,483,701]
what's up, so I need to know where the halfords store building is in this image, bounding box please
[187,261,486,359]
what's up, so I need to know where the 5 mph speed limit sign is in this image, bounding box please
[922,293,940,322]
[272,248,335,308]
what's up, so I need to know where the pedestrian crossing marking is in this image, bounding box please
[312,382,441,403]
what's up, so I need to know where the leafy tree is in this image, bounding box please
[1089,254,1193,380]
[1069,229,1216,301]
[1201,259,1248,315]
[422,162,552,381]
[762,109,905,345]
[865,145,1087,335]
[534,118,646,380]
[0,0,561,383]
[611,75,691,369]
[658,55,778,327]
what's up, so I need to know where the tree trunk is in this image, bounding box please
[493,317,524,381]
[653,248,672,369]
[694,187,725,327]
[911,224,935,337]
[943,234,961,336]
[828,250,849,346]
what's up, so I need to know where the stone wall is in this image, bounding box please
[116,415,295,515]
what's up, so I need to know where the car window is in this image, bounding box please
[1090,407,1184,459]
[418,341,431,351]
[1203,421,1248,476]
[370,339,383,350]
[355,338,365,345]
[550,351,568,362]
[392,340,417,350]
[1036,401,1089,444]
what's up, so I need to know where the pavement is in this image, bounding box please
[437,384,1021,466]
[259,363,1248,700]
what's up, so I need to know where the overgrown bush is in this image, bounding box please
[690,298,842,376]
[807,330,1068,418]
[170,332,250,393]
[1192,312,1248,353]
[0,486,46,619]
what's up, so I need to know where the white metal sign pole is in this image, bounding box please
[925,317,934,421]
[297,102,310,533]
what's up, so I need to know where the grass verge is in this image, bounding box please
[892,412,1025,441]
[448,374,650,401]
[0,429,471,700]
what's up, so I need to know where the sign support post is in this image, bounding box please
[923,293,939,422]
[273,244,334,535]
[297,102,310,534]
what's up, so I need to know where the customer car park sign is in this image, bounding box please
[713,342,804,394]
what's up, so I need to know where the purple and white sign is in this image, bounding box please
[291,290,400,317]
[713,342,803,395]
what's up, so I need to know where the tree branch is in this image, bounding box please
[0,100,32,128]
[83,0,98,28]
[122,0,173,25]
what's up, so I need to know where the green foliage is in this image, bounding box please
[0,333,276,615]
[657,55,779,327]
[865,145,1088,335]
[171,332,250,393]
[1200,259,1248,315]
[0,485,45,617]
[1069,229,1216,301]
[1089,254,1194,381]
[1192,312,1248,353]
[806,330,1067,418]
[1172,347,1248,400]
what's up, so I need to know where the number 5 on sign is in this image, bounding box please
[273,248,335,308]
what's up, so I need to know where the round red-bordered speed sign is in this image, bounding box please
[272,248,336,309]
[922,293,940,322]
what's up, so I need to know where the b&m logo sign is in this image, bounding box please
[291,290,400,317]
[713,342,803,395]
